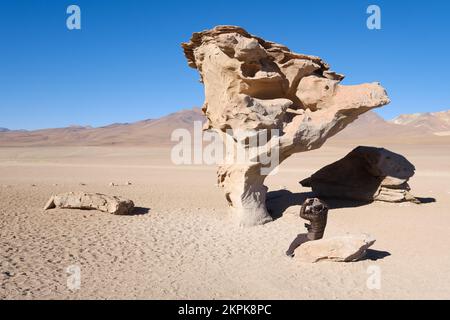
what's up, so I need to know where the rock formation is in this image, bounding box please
[300,146,418,203]
[300,198,329,241]
[44,192,135,215]
[182,26,390,227]
[294,234,376,263]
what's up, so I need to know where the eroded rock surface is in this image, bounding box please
[183,26,390,227]
[300,146,417,203]
[44,192,135,215]
[294,234,376,263]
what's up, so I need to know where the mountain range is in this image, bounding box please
[390,110,450,136]
[0,108,449,147]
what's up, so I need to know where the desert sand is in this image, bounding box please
[1,141,449,299]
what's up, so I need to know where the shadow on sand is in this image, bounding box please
[130,207,151,216]
[267,190,437,221]
[364,249,392,261]
[415,197,437,204]
[266,190,372,220]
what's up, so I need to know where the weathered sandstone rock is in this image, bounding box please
[183,26,390,227]
[294,234,376,263]
[43,192,135,215]
[300,146,417,203]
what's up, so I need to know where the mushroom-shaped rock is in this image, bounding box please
[300,146,417,203]
[182,26,390,227]
[44,192,135,215]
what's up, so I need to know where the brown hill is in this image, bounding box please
[1,108,449,147]
[329,111,433,144]
[0,108,205,147]
[390,110,450,136]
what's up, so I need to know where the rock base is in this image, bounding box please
[293,234,376,263]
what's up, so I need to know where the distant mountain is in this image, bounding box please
[0,128,10,132]
[0,108,449,147]
[389,110,450,136]
[331,111,430,143]
[0,108,205,147]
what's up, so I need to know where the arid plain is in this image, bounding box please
[1,110,450,299]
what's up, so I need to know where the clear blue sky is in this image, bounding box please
[0,0,449,130]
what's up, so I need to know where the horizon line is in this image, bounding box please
[1,106,449,132]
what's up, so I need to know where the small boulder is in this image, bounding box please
[43,192,134,215]
[294,234,376,263]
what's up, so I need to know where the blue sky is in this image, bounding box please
[0,0,449,130]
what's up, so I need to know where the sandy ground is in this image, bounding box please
[1,143,450,299]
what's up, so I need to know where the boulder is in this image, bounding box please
[300,146,418,203]
[294,234,376,263]
[43,192,135,215]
